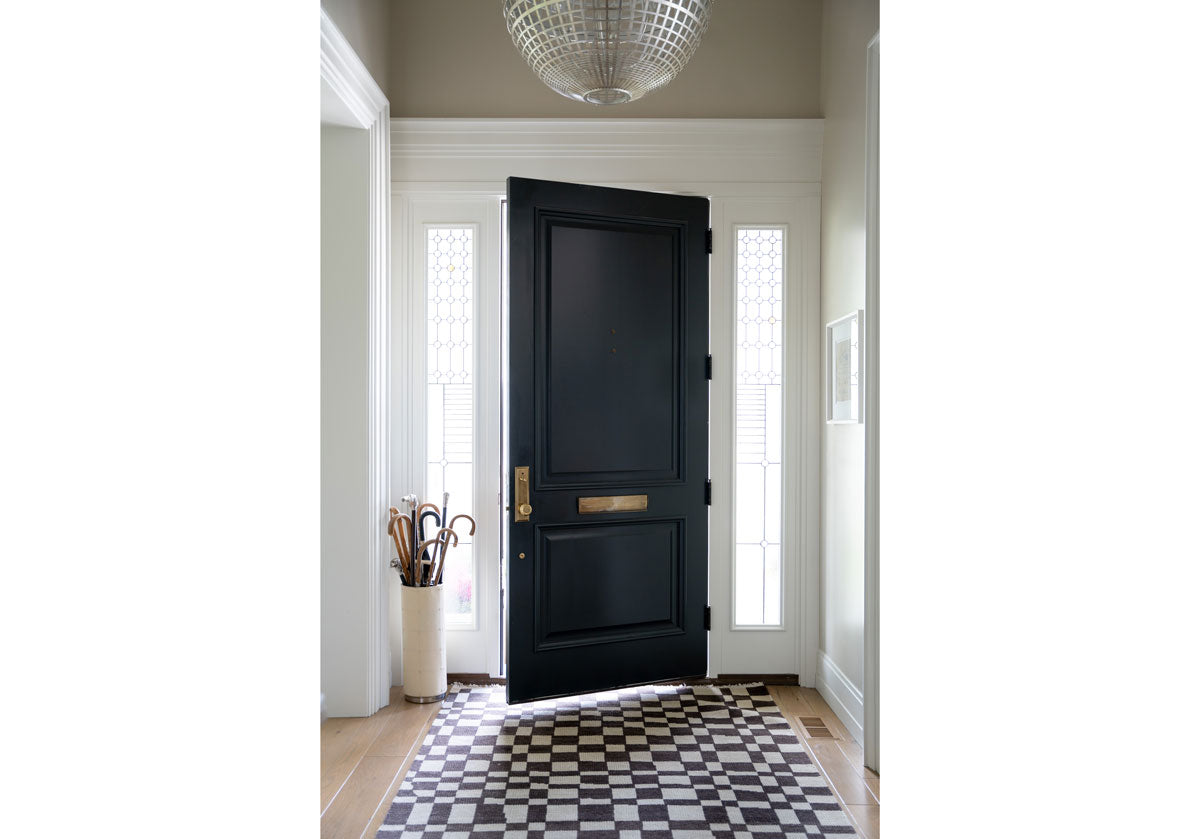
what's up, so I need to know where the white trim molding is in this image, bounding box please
[708,198,821,683]
[817,651,865,746]
[390,197,503,681]
[391,118,823,186]
[320,9,387,129]
[390,117,823,684]
[321,8,391,716]
[864,31,881,773]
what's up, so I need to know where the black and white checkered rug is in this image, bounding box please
[377,683,856,837]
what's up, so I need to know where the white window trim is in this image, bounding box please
[393,196,502,680]
[421,222,481,630]
[710,199,820,682]
[729,224,790,632]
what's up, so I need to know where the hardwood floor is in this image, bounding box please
[320,687,441,839]
[767,685,880,839]
[321,684,879,839]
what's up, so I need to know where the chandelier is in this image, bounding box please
[502,1,715,105]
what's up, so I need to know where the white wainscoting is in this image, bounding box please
[817,651,866,745]
[390,119,822,187]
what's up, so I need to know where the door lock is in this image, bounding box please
[514,466,532,522]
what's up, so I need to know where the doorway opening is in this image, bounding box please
[391,136,822,693]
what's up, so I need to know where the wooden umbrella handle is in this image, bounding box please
[415,531,457,585]
[388,512,416,585]
[399,516,415,583]
[447,514,476,536]
[430,527,460,585]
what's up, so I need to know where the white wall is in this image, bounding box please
[818,0,879,745]
[321,123,373,717]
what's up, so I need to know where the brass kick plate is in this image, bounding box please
[577,494,649,514]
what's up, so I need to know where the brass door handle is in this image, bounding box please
[514,466,532,522]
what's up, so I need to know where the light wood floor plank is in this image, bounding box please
[836,736,868,774]
[865,776,879,801]
[321,755,407,839]
[366,699,439,757]
[361,705,442,839]
[845,804,880,839]
[767,685,818,719]
[799,688,856,742]
[777,702,806,740]
[320,710,393,813]
[804,739,879,806]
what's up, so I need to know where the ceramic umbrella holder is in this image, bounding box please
[401,583,447,703]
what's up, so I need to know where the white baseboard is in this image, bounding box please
[816,651,864,745]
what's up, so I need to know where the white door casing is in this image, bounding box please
[708,197,821,682]
[390,119,822,681]
[864,32,881,772]
[391,195,503,681]
[319,9,391,717]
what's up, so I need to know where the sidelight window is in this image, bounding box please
[733,228,785,627]
[426,227,475,624]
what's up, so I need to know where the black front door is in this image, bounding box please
[507,177,710,704]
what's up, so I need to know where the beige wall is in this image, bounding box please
[819,0,878,734]
[386,0,821,118]
[323,0,391,89]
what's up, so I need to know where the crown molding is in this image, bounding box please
[390,118,823,185]
[320,8,387,128]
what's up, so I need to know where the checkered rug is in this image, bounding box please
[376,682,857,838]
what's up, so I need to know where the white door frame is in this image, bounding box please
[708,197,821,682]
[391,193,504,681]
[864,32,881,771]
[390,118,823,683]
[320,9,391,716]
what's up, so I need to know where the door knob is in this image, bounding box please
[514,466,532,522]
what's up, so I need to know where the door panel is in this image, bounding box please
[541,215,683,484]
[536,519,682,648]
[508,177,709,703]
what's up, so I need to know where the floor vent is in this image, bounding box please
[798,716,837,738]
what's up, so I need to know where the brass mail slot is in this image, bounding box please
[577,494,649,515]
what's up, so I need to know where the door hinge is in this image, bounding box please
[704,605,711,631]
[705,228,713,254]
[705,354,713,380]
[704,479,712,505]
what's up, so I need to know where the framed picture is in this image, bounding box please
[826,310,863,423]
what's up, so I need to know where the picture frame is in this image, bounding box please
[826,310,863,424]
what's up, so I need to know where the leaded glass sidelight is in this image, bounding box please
[734,228,784,627]
[426,227,475,624]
